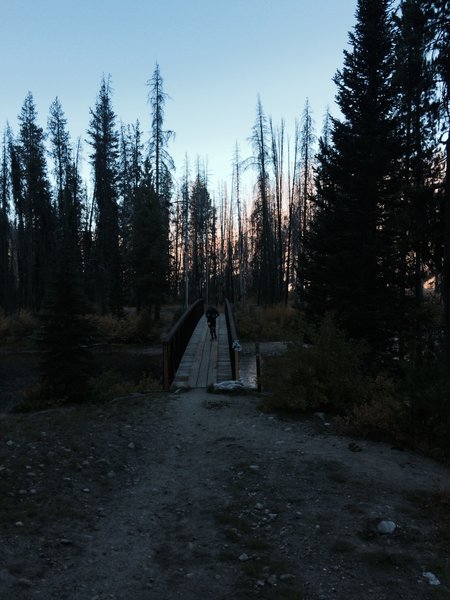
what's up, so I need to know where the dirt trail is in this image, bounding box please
[1,389,450,599]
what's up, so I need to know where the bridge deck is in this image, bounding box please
[171,314,232,389]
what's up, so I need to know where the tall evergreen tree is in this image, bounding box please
[147,64,174,316]
[423,0,450,367]
[189,168,213,301]
[307,0,400,356]
[0,131,14,313]
[86,76,122,315]
[11,93,55,312]
[130,159,166,314]
[48,98,84,265]
[118,121,144,304]
[39,238,95,403]
[394,0,439,357]
[48,97,71,214]
[297,99,316,303]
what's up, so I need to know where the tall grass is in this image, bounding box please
[234,303,304,342]
[0,309,38,343]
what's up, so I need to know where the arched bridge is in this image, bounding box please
[162,299,241,390]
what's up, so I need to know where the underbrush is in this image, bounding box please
[234,303,304,342]
[3,306,169,412]
[0,310,38,344]
[260,312,450,461]
[15,371,162,413]
[88,309,161,344]
[261,313,373,413]
[89,370,162,402]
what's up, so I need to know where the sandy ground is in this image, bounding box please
[1,388,450,600]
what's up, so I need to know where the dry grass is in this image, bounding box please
[234,303,304,342]
[0,310,38,345]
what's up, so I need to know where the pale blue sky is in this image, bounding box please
[1,0,357,188]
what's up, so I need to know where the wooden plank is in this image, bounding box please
[208,328,219,386]
[188,319,208,387]
[172,313,233,389]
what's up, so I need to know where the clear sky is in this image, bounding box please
[1,0,357,189]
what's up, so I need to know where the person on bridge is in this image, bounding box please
[205,306,219,340]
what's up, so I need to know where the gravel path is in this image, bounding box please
[1,389,450,599]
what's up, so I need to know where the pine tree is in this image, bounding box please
[0,131,14,313]
[118,121,144,305]
[189,168,213,300]
[48,97,71,215]
[147,64,174,317]
[11,92,55,312]
[394,0,440,357]
[39,240,95,403]
[297,99,316,303]
[86,76,122,315]
[307,0,400,356]
[130,159,166,314]
[423,0,450,367]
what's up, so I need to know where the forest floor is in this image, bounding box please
[1,387,450,600]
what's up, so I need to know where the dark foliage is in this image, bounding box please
[39,243,95,403]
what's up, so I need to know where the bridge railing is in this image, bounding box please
[162,299,204,391]
[224,298,240,380]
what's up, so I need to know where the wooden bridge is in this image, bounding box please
[162,299,241,390]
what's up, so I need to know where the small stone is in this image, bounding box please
[423,572,440,586]
[377,520,396,535]
[6,440,13,447]
[60,538,73,545]
[128,442,136,449]
[107,470,116,478]
[255,503,264,510]
[239,553,250,561]
[267,574,277,586]
[15,521,24,527]
[249,465,259,471]
[280,574,296,581]
[82,488,90,493]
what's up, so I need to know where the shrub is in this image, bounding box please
[89,370,161,402]
[88,309,159,344]
[398,361,450,457]
[234,303,304,342]
[335,375,404,443]
[0,310,38,343]
[262,313,370,413]
[15,380,88,412]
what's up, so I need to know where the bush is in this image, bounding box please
[88,309,159,344]
[90,370,161,402]
[15,381,81,412]
[0,310,38,343]
[262,314,370,413]
[334,375,404,443]
[398,362,450,457]
[234,303,304,342]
